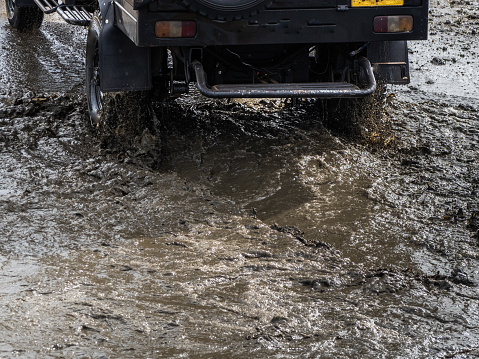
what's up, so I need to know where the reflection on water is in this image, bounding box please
[164,96,479,277]
[0,87,478,358]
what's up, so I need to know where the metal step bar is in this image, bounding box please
[33,0,92,25]
[192,57,377,99]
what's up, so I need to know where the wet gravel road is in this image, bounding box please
[1,0,479,357]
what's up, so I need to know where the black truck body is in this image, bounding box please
[6,0,428,122]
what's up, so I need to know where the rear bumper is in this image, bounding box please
[192,57,377,98]
[114,1,429,47]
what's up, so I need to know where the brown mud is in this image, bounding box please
[1,0,479,357]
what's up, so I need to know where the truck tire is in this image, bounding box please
[86,13,153,125]
[86,12,158,149]
[176,0,272,20]
[5,0,44,31]
[85,12,103,124]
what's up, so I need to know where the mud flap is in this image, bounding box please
[368,41,410,85]
[99,1,151,92]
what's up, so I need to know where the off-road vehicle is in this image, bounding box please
[6,0,428,123]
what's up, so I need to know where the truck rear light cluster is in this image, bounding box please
[155,21,196,38]
[374,16,413,33]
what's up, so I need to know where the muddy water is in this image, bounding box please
[1,0,479,357]
[0,4,86,94]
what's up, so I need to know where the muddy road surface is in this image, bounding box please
[1,0,479,357]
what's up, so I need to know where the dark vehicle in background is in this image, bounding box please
[5,0,428,123]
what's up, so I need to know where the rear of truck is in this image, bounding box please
[97,0,428,98]
[5,0,428,122]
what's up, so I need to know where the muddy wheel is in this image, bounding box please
[86,13,155,125]
[6,0,44,31]
[85,12,104,125]
[176,0,272,20]
[86,12,159,154]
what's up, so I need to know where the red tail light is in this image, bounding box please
[155,21,196,38]
[374,16,413,33]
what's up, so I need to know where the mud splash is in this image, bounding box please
[2,85,478,358]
